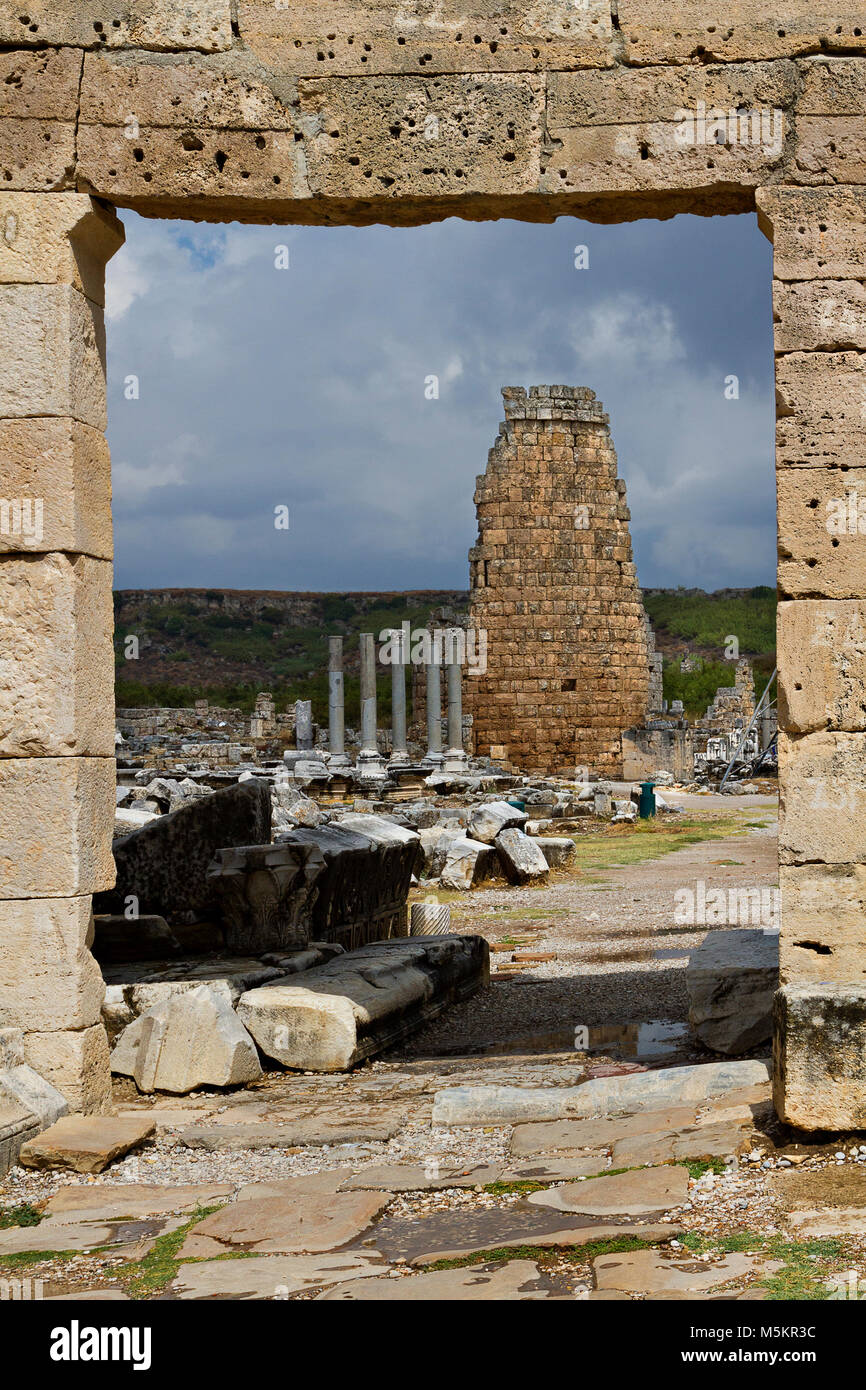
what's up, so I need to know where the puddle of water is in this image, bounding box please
[468,1020,690,1061]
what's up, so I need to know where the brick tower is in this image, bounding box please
[466,385,651,776]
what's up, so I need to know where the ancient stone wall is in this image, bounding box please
[465,386,649,776]
[2,0,866,1127]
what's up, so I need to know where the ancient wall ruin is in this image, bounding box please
[466,386,650,777]
[1,0,866,1130]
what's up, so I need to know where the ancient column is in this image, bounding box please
[758,187,866,1131]
[357,632,385,778]
[442,635,468,772]
[0,194,125,1113]
[389,628,410,766]
[327,636,349,768]
[294,698,313,751]
[424,653,443,767]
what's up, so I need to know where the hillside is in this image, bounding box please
[113,585,776,721]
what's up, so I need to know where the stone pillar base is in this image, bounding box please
[774,983,866,1130]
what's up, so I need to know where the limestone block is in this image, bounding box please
[79,50,298,129]
[775,351,866,468]
[299,74,545,202]
[779,730,866,864]
[534,836,577,868]
[0,554,114,756]
[778,600,866,732]
[23,1024,111,1114]
[774,983,866,1129]
[284,823,421,949]
[238,0,613,76]
[0,49,82,121]
[495,826,550,883]
[0,119,77,193]
[0,1099,40,1178]
[0,895,104,1031]
[0,285,107,429]
[207,841,326,954]
[93,777,271,923]
[757,186,866,281]
[0,193,124,305]
[18,1113,155,1173]
[110,985,263,1094]
[780,863,866,983]
[467,799,527,843]
[538,120,782,198]
[0,757,115,898]
[687,928,778,1054]
[0,2,233,51]
[794,118,866,186]
[773,279,866,353]
[432,1059,772,1126]
[778,467,866,599]
[0,420,111,558]
[0,1062,68,1126]
[238,935,489,1071]
[547,60,797,128]
[616,1,866,65]
[798,57,866,115]
[440,835,501,890]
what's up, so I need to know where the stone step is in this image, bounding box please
[238,935,489,1071]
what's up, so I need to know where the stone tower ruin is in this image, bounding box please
[466,385,651,777]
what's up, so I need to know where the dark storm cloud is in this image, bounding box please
[105,210,775,592]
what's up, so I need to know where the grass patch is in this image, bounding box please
[115,1204,225,1300]
[679,1231,843,1301]
[424,1234,655,1272]
[686,1158,729,1180]
[482,1180,549,1196]
[0,1248,83,1270]
[0,1203,43,1229]
[568,817,747,874]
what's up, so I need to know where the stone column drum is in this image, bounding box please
[759,187,866,1131]
[327,635,349,768]
[0,194,125,1113]
[389,628,409,766]
[357,632,385,777]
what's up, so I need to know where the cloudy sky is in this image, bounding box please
[105,209,775,594]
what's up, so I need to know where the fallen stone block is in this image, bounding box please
[111,984,263,1094]
[611,799,637,824]
[92,913,181,964]
[495,827,550,884]
[18,1114,155,1173]
[206,840,326,953]
[0,1063,68,1127]
[94,777,271,924]
[467,800,528,844]
[0,1099,40,1178]
[282,822,421,948]
[238,935,489,1072]
[688,928,778,1054]
[440,836,501,890]
[432,1059,771,1127]
[533,836,576,869]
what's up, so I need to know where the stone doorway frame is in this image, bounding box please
[1,3,864,1128]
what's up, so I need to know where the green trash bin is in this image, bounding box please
[638,781,656,819]
[507,798,526,813]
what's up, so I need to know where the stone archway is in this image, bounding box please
[1,0,864,1128]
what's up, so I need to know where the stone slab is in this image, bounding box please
[171,1250,391,1299]
[317,1259,555,1301]
[18,1114,155,1173]
[528,1165,690,1218]
[43,1182,235,1222]
[180,1189,390,1256]
[593,1248,776,1295]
